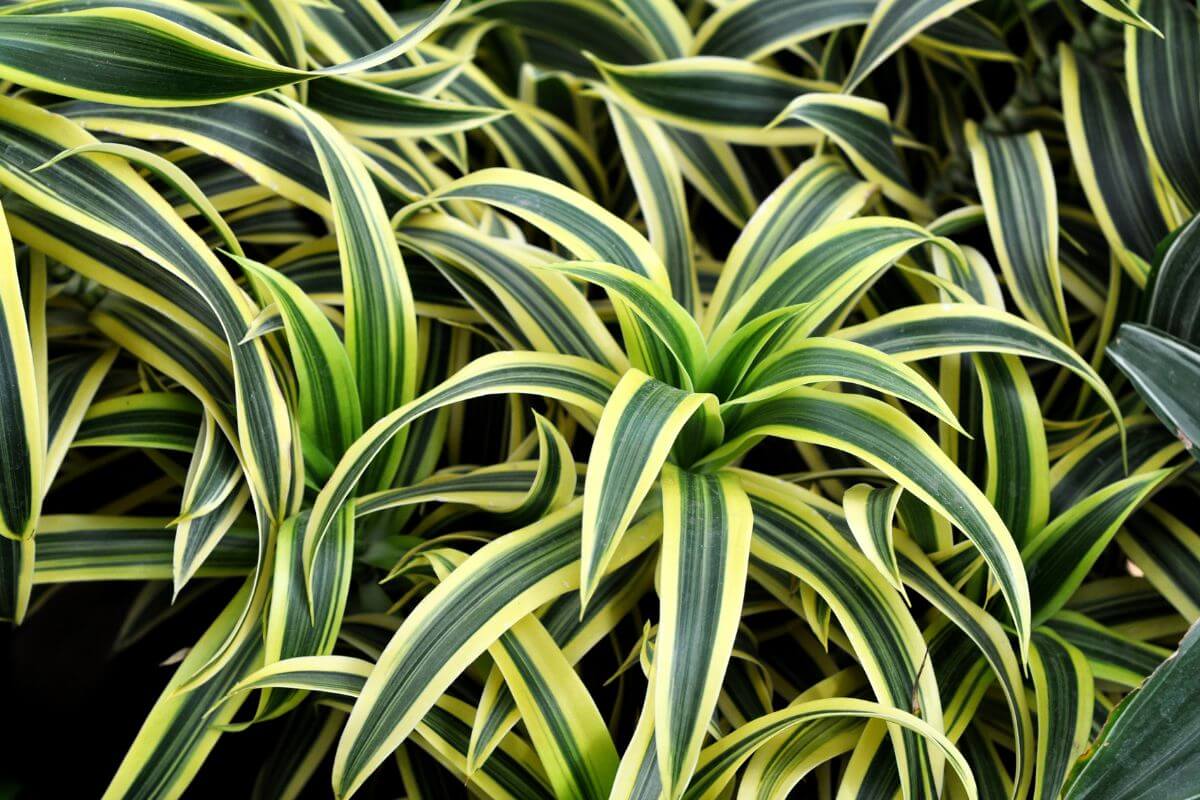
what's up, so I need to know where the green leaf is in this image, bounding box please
[695,0,872,60]
[282,96,416,491]
[591,56,831,145]
[1064,617,1200,799]
[232,253,362,473]
[1145,213,1200,342]
[0,202,43,544]
[1108,324,1200,461]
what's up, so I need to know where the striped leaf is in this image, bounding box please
[443,64,602,197]
[260,506,355,721]
[655,466,752,797]
[741,472,946,799]
[331,501,661,798]
[698,305,812,400]
[726,336,962,433]
[605,99,697,312]
[580,369,719,604]
[489,614,619,800]
[306,76,506,138]
[102,583,262,800]
[684,697,976,800]
[845,0,981,90]
[1024,468,1174,625]
[1063,620,1200,800]
[695,0,872,60]
[402,538,617,799]
[772,93,928,217]
[0,0,460,106]
[966,123,1072,343]
[233,253,362,476]
[540,261,706,383]
[609,0,691,57]
[0,535,33,623]
[466,558,651,773]
[1081,0,1159,30]
[918,11,1015,62]
[224,655,372,701]
[705,389,1032,654]
[33,515,255,583]
[35,141,244,256]
[397,213,626,368]
[662,128,756,225]
[1047,611,1170,688]
[0,202,43,544]
[591,56,830,145]
[1145,212,1200,343]
[223,656,557,799]
[1126,0,1200,212]
[61,98,330,214]
[73,392,202,452]
[1108,324,1200,463]
[175,412,241,524]
[1060,47,1167,283]
[705,157,873,326]
[608,664,662,800]
[839,303,1123,431]
[0,93,297,520]
[706,218,960,351]
[282,97,416,491]
[1118,504,1200,621]
[843,482,905,592]
[174,486,251,596]
[44,348,118,485]
[302,351,618,578]
[407,167,670,287]
[1030,630,1093,800]
[895,535,1034,799]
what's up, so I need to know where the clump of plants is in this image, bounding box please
[3,0,1200,797]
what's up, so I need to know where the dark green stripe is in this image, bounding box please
[790,102,912,189]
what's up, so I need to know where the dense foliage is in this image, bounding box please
[3,0,1200,797]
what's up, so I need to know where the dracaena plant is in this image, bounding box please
[2,0,1200,798]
